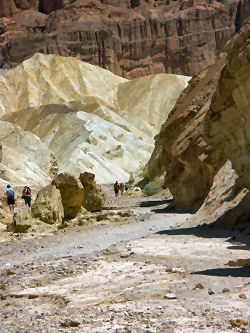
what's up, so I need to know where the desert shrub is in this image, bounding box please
[142,177,163,196]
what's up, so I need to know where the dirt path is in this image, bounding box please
[0,207,192,269]
[0,188,191,269]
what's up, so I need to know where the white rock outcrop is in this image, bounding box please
[0,121,57,185]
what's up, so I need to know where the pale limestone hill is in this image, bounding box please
[0,54,190,185]
[0,121,57,185]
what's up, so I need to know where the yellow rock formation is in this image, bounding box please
[0,54,190,184]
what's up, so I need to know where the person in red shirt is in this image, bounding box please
[119,182,125,196]
[114,181,120,197]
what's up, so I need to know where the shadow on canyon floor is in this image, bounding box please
[139,199,173,208]
[151,206,193,214]
[191,266,250,277]
[156,223,250,245]
[227,245,250,250]
[139,198,194,214]
[156,223,250,277]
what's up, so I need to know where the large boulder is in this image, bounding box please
[147,20,250,229]
[79,172,107,212]
[52,173,84,219]
[31,185,64,224]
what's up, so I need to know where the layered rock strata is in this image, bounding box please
[0,0,249,78]
[146,20,250,229]
[0,53,190,185]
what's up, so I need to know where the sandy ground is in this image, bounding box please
[0,186,249,332]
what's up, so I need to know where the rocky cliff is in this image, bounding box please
[146,20,250,229]
[0,53,190,185]
[0,0,249,78]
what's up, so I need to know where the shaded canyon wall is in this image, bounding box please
[146,20,250,229]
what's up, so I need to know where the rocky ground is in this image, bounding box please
[0,186,249,332]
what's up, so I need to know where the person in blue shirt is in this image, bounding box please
[125,182,130,192]
[4,184,15,213]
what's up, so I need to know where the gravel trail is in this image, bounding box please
[0,209,192,269]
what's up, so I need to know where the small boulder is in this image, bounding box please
[79,172,106,212]
[208,288,215,295]
[164,293,177,300]
[230,318,249,328]
[13,208,32,232]
[96,211,115,221]
[228,258,250,267]
[118,210,134,217]
[60,318,80,328]
[52,173,84,219]
[120,252,130,258]
[222,287,230,293]
[31,185,64,224]
[166,267,185,274]
[193,283,205,290]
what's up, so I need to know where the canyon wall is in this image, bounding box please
[146,20,250,229]
[0,0,249,78]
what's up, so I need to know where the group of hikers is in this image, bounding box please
[4,180,130,212]
[4,184,31,213]
[113,181,129,197]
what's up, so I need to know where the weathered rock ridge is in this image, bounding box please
[0,0,249,78]
[0,53,190,185]
[147,20,250,229]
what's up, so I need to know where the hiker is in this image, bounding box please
[125,182,129,191]
[4,184,15,213]
[114,181,120,197]
[120,182,125,196]
[22,185,31,208]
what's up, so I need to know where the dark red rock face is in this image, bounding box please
[0,0,249,78]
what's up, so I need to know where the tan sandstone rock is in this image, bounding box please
[12,208,33,232]
[147,20,250,229]
[52,173,84,219]
[31,185,64,224]
[79,172,107,212]
[230,318,249,328]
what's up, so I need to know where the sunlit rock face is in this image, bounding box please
[0,121,57,185]
[146,21,250,229]
[0,1,249,78]
[0,53,190,185]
